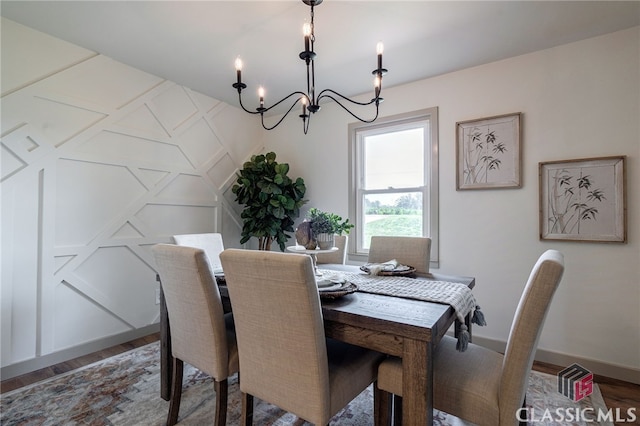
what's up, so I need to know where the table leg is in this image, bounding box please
[159,282,173,401]
[402,338,433,426]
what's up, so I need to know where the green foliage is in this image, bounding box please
[232,152,307,251]
[363,215,422,248]
[307,207,354,236]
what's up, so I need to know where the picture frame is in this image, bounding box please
[539,156,626,243]
[456,112,522,190]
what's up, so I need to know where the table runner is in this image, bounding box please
[320,270,486,351]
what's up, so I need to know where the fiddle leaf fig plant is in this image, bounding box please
[232,152,307,251]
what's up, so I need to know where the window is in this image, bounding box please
[348,107,439,266]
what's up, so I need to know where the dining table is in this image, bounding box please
[158,263,476,426]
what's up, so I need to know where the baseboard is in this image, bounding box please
[0,324,159,381]
[470,334,640,385]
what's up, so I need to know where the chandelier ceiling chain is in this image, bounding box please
[232,0,388,134]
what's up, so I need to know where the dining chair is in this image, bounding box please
[315,234,348,264]
[374,249,565,426]
[172,232,225,274]
[368,236,431,276]
[220,248,385,426]
[151,244,239,426]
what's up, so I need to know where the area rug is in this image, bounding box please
[1,342,612,426]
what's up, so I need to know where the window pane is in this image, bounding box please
[364,128,424,190]
[362,192,423,249]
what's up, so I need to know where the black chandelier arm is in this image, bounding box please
[260,95,308,131]
[319,92,381,123]
[236,92,262,115]
[316,88,381,107]
[238,90,310,116]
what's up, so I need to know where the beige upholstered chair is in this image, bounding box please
[315,234,348,264]
[368,236,431,276]
[152,244,239,426]
[220,248,385,426]
[375,249,565,426]
[172,232,225,274]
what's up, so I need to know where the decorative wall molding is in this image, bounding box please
[1,40,262,370]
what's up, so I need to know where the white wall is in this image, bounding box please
[265,27,640,380]
[1,18,263,376]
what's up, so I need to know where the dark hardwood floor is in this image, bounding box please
[2,333,638,425]
[1,333,159,394]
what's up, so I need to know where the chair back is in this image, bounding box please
[499,249,564,423]
[220,249,332,422]
[173,233,224,273]
[315,235,348,264]
[152,244,232,380]
[368,236,431,276]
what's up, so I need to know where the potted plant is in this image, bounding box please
[307,208,354,250]
[232,152,307,251]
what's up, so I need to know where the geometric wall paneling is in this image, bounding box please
[207,153,238,191]
[155,173,218,204]
[111,221,145,239]
[1,143,27,181]
[71,245,158,327]
[188,88,222,115]
[2,20,264,375]
[55,159,147,246]
[76,130,193,169]
[223,184,244,217]
[38,55,165,112]
[135,203,218,237]
[0,18,96,98]
[112,103,171,139]
[147,84,199,134]
[177,117,224,168]
[54,255,76,274]
[54,279,133,350]
[220,201,244,250]
[26,95,108,148]
[130,168,171,191]
[0,124,56,182]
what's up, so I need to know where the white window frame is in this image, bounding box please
[347,107,439,268]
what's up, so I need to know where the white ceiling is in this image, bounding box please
[2,1,639,112]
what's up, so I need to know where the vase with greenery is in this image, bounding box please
[232,152,307,251]
[307,208,354,249]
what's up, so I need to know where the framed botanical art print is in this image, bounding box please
[539,156,626,243]
[456,112,522,190]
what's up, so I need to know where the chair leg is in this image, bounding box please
[167,357,184,426]
[241,392,254,426]
[214,379,228,426]
[519,397,527,426]
[374,383,392,426]
[392,395,403,426]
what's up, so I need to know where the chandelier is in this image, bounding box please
[232,0,388,134]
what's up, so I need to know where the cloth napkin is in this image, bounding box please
[362,259,412,275]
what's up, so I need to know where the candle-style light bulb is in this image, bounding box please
[376,42,384,71]
[303,22,311,52]
[235,57,243,85]
[374,75,381,96]
[258,86,265,107]
[301,96,307,115]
